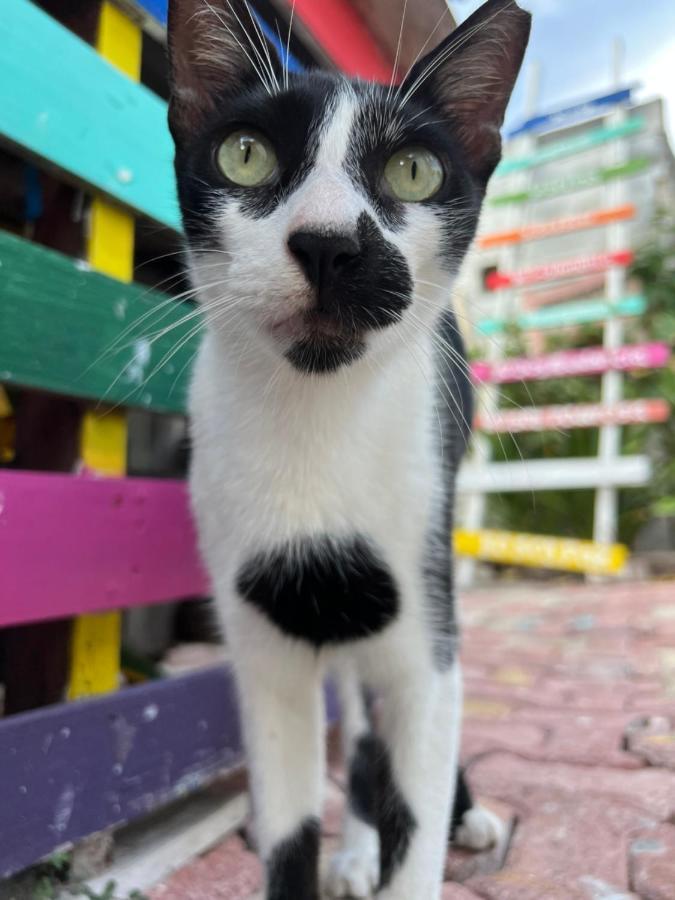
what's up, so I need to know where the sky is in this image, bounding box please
[450,0,675,145]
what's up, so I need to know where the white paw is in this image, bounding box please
[325,846,380,898]
[454,804,505,851]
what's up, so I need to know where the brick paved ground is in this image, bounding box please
[150,580,675,900]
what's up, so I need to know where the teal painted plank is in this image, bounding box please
[0,0,180,230]
[495,118,645,176]
[477,295,647,336]
[0,230,198,413]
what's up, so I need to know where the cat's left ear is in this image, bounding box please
[167,0,283,136]
[400,0,531,182]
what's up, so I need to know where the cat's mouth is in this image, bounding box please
[269,309,360,343]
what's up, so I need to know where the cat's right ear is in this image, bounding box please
[168,0,282,136]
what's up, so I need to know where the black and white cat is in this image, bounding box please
[167,1,530,897]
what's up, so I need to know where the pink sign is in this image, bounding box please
[472,342,671,384]
[487,250,633,290]
[477,399,670,434]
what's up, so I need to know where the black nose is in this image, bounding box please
[288,231,361,289]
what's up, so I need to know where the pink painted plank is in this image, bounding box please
[486,250,633,290]
[0,471,208,627]
[476,399,670,434]
[472,342,671,384]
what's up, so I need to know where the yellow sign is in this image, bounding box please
[454,529,628,576]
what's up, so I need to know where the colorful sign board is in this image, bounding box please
[495,118,645,177]
[472,342,670,384]
[478,205,635,249]
[486,250,634,291]
[523,275,607,310]
[489,158,650,207]
[454,529,628,576]
[508,88,634,138]
[477,295,646,336]
[476,399,670,434]
[458,456,651,493]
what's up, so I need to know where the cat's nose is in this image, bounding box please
[288,231,361,289]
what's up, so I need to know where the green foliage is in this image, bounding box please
[484,212,675,545]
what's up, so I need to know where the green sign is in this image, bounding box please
[477,295,647,336]
[490,157,650,206]
[495,118,645,177]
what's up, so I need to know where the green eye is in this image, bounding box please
[384,147,444,202]
[217,129,277,186]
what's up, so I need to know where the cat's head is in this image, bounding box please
[168,0,530,375]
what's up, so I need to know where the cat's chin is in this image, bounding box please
[284,336,367,375]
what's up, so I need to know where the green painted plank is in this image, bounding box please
[0,0,179,230]
[0,230,198,413]
[489,157,651,206]
[477,295,647,337]
[495,118,645,177]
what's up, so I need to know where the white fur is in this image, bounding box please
[188,83,463,899]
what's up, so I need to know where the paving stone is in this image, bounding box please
[468,751,675,820]
[629,824,675,900]
[442,884,483,899]
[461,721,544,762]
[467,869,588,899]
[149,834,262,900]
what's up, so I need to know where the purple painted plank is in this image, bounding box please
[0,666,242,878]
[0,471,208,627]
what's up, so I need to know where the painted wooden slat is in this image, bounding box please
[478,204,635,249]
[472,342,671,384]
[0,230,197,413]
[495,118,645,176]
[0,0,179,229]
[476,399,670,434]
[0,471,208,628]
[68,1,144,701]
[486,250,633,291]
[476,295,647,337]
[454,529,628,576]
[291,0,392,80]
[489,157,650,206]
[458,456,651,493]
[0,666,242,879]
[521,274,607,310]
[508,87,634,138]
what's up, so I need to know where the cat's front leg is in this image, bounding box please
[375,660,463,900]
[229,609,325,900]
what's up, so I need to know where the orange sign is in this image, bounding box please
[479,204,635,249]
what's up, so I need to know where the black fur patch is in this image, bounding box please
[424,308,473,670]
[236,535,399,646]
[348,733,417,888]
[267,817,320,900]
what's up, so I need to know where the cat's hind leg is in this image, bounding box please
[451,769,506,852]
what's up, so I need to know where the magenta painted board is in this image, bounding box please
[0,471,208,627]
[472,342,671,384]
[486,250,633,290]
[477,399,670,434]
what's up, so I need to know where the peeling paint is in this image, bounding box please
[50,785,75,835]
[125,338,151,385]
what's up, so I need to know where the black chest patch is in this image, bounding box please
[236,535,399,646]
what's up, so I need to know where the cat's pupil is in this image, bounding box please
[411,160,418,181]
[244,143,252,165]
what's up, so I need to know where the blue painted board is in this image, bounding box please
[1,0,180,229]
[124,0,304,71]
[508,87,634,137]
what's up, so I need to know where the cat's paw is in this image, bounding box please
[454,804,505,851]
[324,846,380,898]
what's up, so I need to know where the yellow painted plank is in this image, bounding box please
[454,528,628,576]
[69,3,141,700]
[68,612,122,698]
[0,385,15,463]
[88,199,135,282]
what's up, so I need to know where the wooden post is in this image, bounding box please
[68,1,142,700]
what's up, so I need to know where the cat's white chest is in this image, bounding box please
[188,332,437,578]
